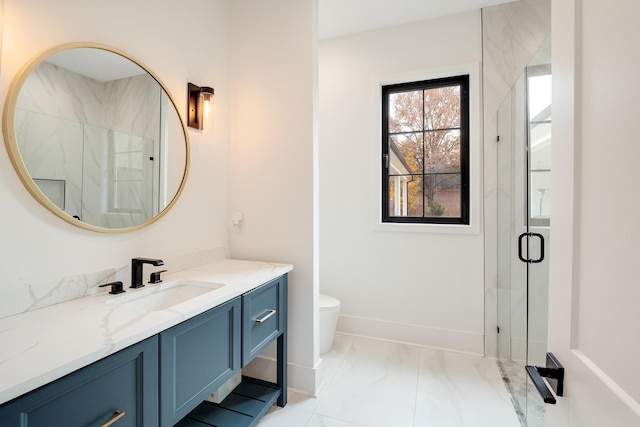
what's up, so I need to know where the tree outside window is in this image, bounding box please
[382,75,469,225]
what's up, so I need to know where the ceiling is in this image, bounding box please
[45,48,147,82]
[44,2,520,80]
[319,0,517,40]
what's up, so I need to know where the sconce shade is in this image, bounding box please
[187,82,214,130]
[200,86,214,101]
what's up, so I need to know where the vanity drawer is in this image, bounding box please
[242,276,285,365]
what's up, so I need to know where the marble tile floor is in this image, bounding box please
[497,360,545,427]
[257,334,522,427]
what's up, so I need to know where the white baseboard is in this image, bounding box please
[242,315,485,396]
[337,314,484,355]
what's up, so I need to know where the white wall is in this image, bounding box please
[0,0,3,70]
[319,11,485,354]
[228,0,318,394]
[0,1,230,301]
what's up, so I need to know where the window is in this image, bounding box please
[382,75,469,225]
[106,130,154,215]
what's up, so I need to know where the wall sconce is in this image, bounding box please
[187,82,215,130]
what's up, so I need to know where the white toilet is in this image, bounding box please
[319,294,341,354]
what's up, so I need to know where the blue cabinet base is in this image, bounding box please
[176,377,281,427]
[0,274,288,427]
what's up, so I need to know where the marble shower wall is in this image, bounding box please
[15,61,161,228]
[482,0,551,120]
[482,0,551,358]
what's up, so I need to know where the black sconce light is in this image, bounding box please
[187,82,215,130]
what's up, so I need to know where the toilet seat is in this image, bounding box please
[319,294,340,311]
[319,293,341,355]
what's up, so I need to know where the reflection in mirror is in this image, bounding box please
[4,44,188,232]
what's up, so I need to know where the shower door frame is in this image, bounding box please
[496,59,551,426]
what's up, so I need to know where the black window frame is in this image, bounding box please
[381,75,470,225]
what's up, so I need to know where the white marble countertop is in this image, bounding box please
[0,259,293,405]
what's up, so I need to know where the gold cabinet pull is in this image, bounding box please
[100,409,125,427]
[255,309,276,323]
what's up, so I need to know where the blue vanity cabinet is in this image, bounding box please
[0,336,159,427]
[0,273,288,427]
[159,297,241,427]
[177,274,288,427]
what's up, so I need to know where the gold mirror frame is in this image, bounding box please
[2,42,190,233]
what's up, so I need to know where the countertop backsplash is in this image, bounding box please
[0,247,228,319]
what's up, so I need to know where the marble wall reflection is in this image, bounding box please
[15,110,84,215]
[15,61,161,228]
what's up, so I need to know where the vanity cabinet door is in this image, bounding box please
[159,297,241,427]
[172,275,288,427]
[242,276,285,366]
[0,336,159,427]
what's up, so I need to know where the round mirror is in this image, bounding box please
[2,43,189,232]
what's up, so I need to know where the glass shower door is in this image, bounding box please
[496,36,551,427]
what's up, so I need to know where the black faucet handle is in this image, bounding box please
[149,270,168,284]
[99,281,125,295]
[132,257,165,266]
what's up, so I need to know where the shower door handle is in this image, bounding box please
[525,352,564,404]
[518,232,545,263]
[518,233,528,263]
[529,232,545,263]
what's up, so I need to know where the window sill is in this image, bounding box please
[373,220,480,235]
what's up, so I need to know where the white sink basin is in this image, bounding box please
[107,280,225,311]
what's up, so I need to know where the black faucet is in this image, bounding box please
[131,258,164,289]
